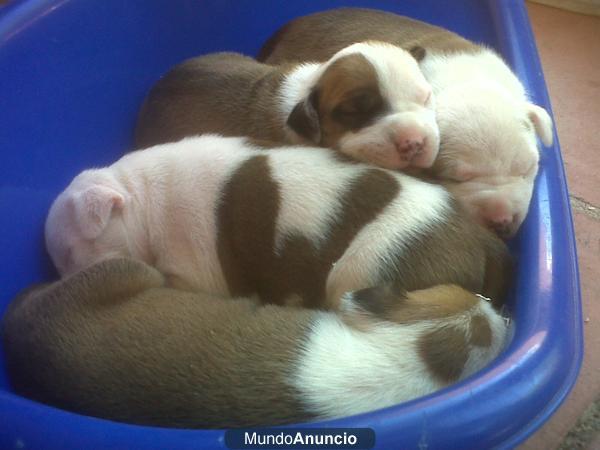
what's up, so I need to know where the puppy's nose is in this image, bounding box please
[394,136,425,162]
[486,213,518,239]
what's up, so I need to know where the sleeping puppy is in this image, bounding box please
[2,258,509,428]
[135,41,440,170]
[258,8,555,238]
[45,135,511,309]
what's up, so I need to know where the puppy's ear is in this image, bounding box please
[340,284,409,326]
[526,103,554,147]
[73,185,125,239]
[408,45,426,62]
[286,90,321,143]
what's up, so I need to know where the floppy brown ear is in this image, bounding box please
[408,45,426,62]
[72,185,125,240]
[350,284,405,318]
[286,90,321,143]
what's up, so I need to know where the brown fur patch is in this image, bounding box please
[313,53,386,148]
[216,155,281,298]
[418,325,469,384]
[482,242,513,308]
[259,7,479,65]
[134,52,293,148]
[352,284,478,324]
[469,314,492,347]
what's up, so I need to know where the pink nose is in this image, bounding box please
[394,136,425,162]
[485,213,518,238]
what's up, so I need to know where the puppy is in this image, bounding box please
[2,258,509,428]
[45,135,511,309]
[135,41,440,170]
[258,8,555,237]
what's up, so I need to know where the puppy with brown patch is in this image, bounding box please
[2,258,508,428]
[135,41,439,170]
[45,135,511,310]
[258,8,555,237]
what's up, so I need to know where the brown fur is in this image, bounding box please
[352,284,479,324]
[312,53,386,148]
[135,53,292,149]
[418,325,470,383]
[1,258,317,428]
[373,197,512,306]
[258,7,479,65]
[469,315,493,347]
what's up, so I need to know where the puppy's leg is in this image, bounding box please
[325,256,378,309]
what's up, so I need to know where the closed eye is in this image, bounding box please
[334,92,380,116]
[332,90,384,129]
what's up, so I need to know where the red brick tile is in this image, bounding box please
[527,2,600,208]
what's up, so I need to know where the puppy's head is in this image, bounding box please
[341,284,508,382]
[45,170,132,276]
[432,84,553,238]
[286,41,440,170]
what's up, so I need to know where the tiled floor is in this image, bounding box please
[520,2,600,449]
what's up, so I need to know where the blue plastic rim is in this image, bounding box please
[0,0,582,449]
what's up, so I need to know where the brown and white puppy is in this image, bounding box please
[135,41,439,170]
[258,8,555,238]
[45,135,511,309]
[2,258,508,428]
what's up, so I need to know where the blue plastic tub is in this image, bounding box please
[0,0,582,448]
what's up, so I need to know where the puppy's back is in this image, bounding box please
[259,7,478,64]
[2,259,317,428]
[135,52,288,148]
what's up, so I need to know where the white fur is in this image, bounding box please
[279,42,440,170]
[46,136,253,295]
[292,293,507,419]
[279,63,322,119]
[420,48,554,237]
[45,135,450,302]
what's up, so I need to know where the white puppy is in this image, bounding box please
[258,8,555,237]
[45,135,511,309]
[423,51,553,237]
